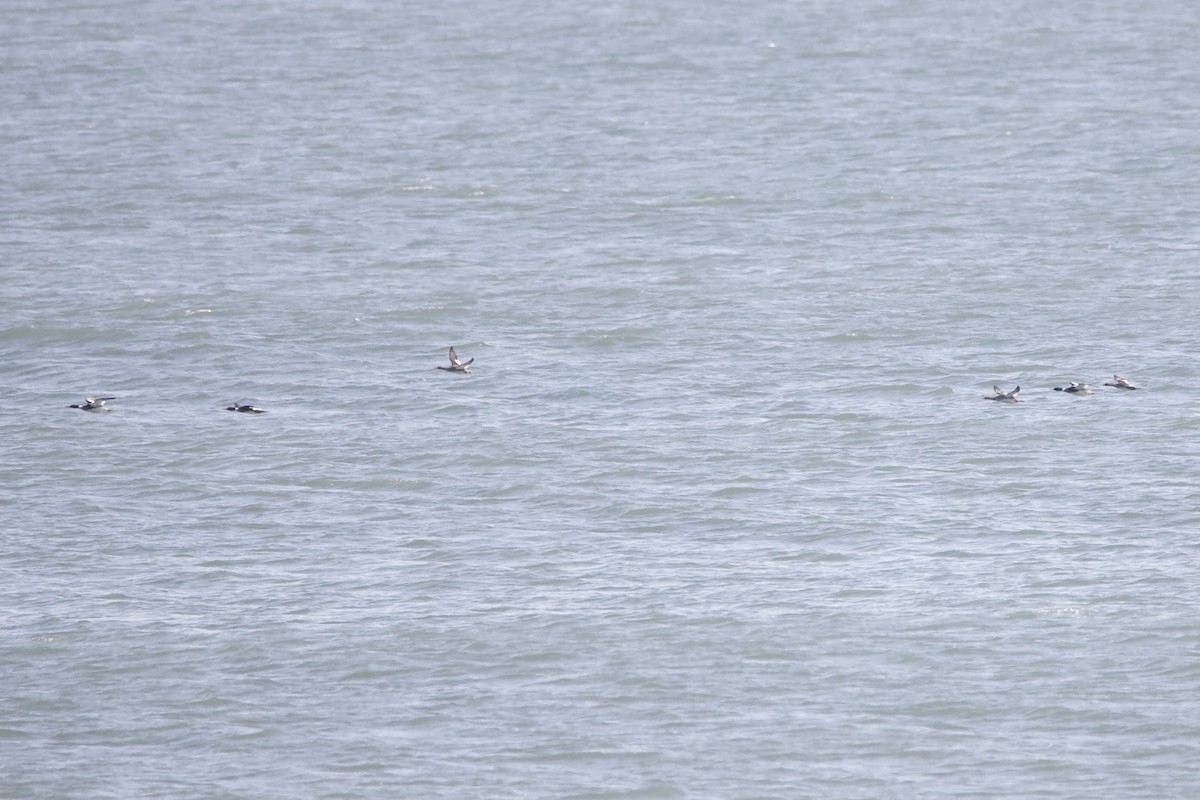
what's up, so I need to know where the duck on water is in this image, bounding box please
[1104,375,1138,390]
[69,396,115,412]
[984,385,1021,403]
[437,346,473,374]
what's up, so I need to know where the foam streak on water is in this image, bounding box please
[3,1,1200,797]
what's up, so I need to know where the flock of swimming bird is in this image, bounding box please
[67,349,1139,412]
[985,375,1139,403]
[66,347,477,413]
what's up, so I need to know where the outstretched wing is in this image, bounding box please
[448,347,460,366]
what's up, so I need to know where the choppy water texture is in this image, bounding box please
[4,1,1200,797]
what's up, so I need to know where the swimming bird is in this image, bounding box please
[1104,375,1138,390]
[68,396,115,412]
[1054,382,1092,394]
[984,385,1021,403]
[436,346,473,374]
[226,403,267,414]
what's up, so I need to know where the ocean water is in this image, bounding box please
[3,0,1200,797]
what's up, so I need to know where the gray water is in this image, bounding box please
[4,1,1200,797]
